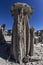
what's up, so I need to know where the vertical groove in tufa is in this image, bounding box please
[11,2,34,64]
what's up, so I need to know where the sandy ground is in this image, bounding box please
[0,36,43,65]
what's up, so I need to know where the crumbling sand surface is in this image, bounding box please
[0,36,43,65]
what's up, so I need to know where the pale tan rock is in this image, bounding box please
[11,2,34,63]
[29,27,34,56]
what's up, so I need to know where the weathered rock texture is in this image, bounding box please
[40,30,43,43]
[0,26,5,43]
[11,2,34,63]
[34,30,43,43]
[29,27,34,56]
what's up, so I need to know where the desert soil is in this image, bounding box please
[0,36,43,65]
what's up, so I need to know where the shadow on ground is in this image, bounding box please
[0,41,17,63]
[0,42,11,59]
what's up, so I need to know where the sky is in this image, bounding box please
[0,0,43,31]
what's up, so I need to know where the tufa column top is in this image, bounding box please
[11,2,34,18]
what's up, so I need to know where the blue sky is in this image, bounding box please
[0,0,43,31]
